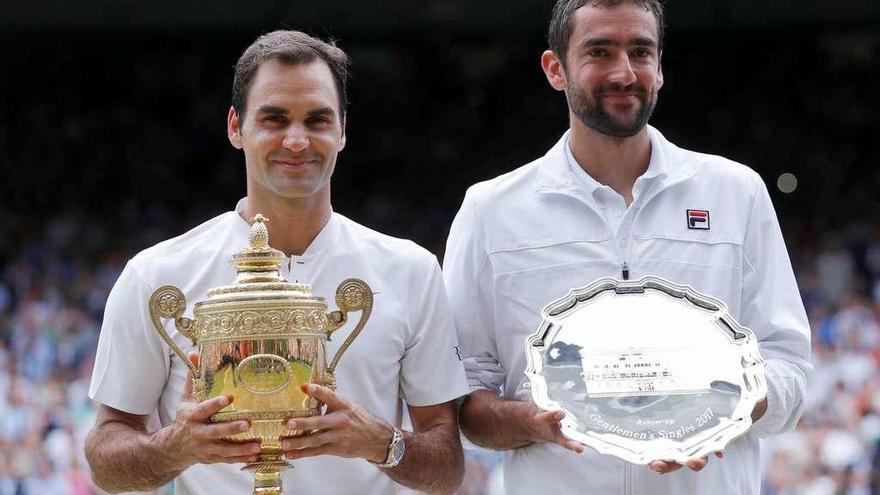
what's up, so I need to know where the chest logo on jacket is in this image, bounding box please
[687,210,710,230]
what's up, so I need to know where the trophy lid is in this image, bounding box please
[196,214,320,305]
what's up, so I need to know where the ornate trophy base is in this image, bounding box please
[243,452,290,495]
[227,416,312,495]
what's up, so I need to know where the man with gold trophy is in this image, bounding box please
[85,31,468,495]
[443,1,811,494]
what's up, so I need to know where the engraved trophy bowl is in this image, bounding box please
[148,214,373,495]
[524,276,765,465]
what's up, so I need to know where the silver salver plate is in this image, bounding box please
[524,276,766,464]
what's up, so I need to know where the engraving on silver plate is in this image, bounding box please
[524,276,766,465]
[580,347,710,398]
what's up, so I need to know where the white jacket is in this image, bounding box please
[444,127,811,495]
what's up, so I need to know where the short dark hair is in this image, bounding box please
[548,0,665,64]
[231,30,351,120]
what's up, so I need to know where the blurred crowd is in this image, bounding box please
[759,224,880,495]
[0,215,124,495]
[1,23,879,495]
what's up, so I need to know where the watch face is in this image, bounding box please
[390,432,405,463]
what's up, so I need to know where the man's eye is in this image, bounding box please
[587,48,607,57]
[264,115,286,124]
[308,118,332,127]
[632,48,653,58]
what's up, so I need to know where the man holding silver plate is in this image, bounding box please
[443,1,811,494]
[85,31,469,494]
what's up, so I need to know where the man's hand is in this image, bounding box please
[156,352,262,469]
[523,406,584,454]
[280,383,395,462]
[649,452,724,474]
[86,352,263,493]
[458,389,584,453]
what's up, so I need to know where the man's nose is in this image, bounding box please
[283,125,309,152]
[607,53,637,87]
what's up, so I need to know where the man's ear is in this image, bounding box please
[657,54,664,89]
[338,115,347,152]
[541,50,568,92]
[227,106,243,149]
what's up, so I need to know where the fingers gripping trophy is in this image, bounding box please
[148,214,373,495]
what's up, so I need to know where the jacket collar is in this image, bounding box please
[534,125,696,198]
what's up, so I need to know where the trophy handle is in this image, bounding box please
[148,285,199,377]
[325,278,373,377]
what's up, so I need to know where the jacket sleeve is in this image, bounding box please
[443,187,506,394]
[740,174,812,437]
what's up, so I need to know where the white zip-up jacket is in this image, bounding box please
[444,126,811,495]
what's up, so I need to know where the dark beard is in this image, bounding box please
[568,84,657,138]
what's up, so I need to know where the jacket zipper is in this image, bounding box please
[618,188,654,283]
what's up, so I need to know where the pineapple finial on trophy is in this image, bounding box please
[231,214,285,282]
[249,214,270,250]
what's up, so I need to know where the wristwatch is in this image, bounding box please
[374,426,405,468]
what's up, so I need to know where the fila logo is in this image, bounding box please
[687,210,710,230]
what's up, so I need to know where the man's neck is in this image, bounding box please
[240,192,332,256]
[568,118,653,206]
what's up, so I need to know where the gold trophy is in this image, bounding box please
[148,214,373,495]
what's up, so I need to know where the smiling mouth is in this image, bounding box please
[601,94,642,110]
[273,159,317,169]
